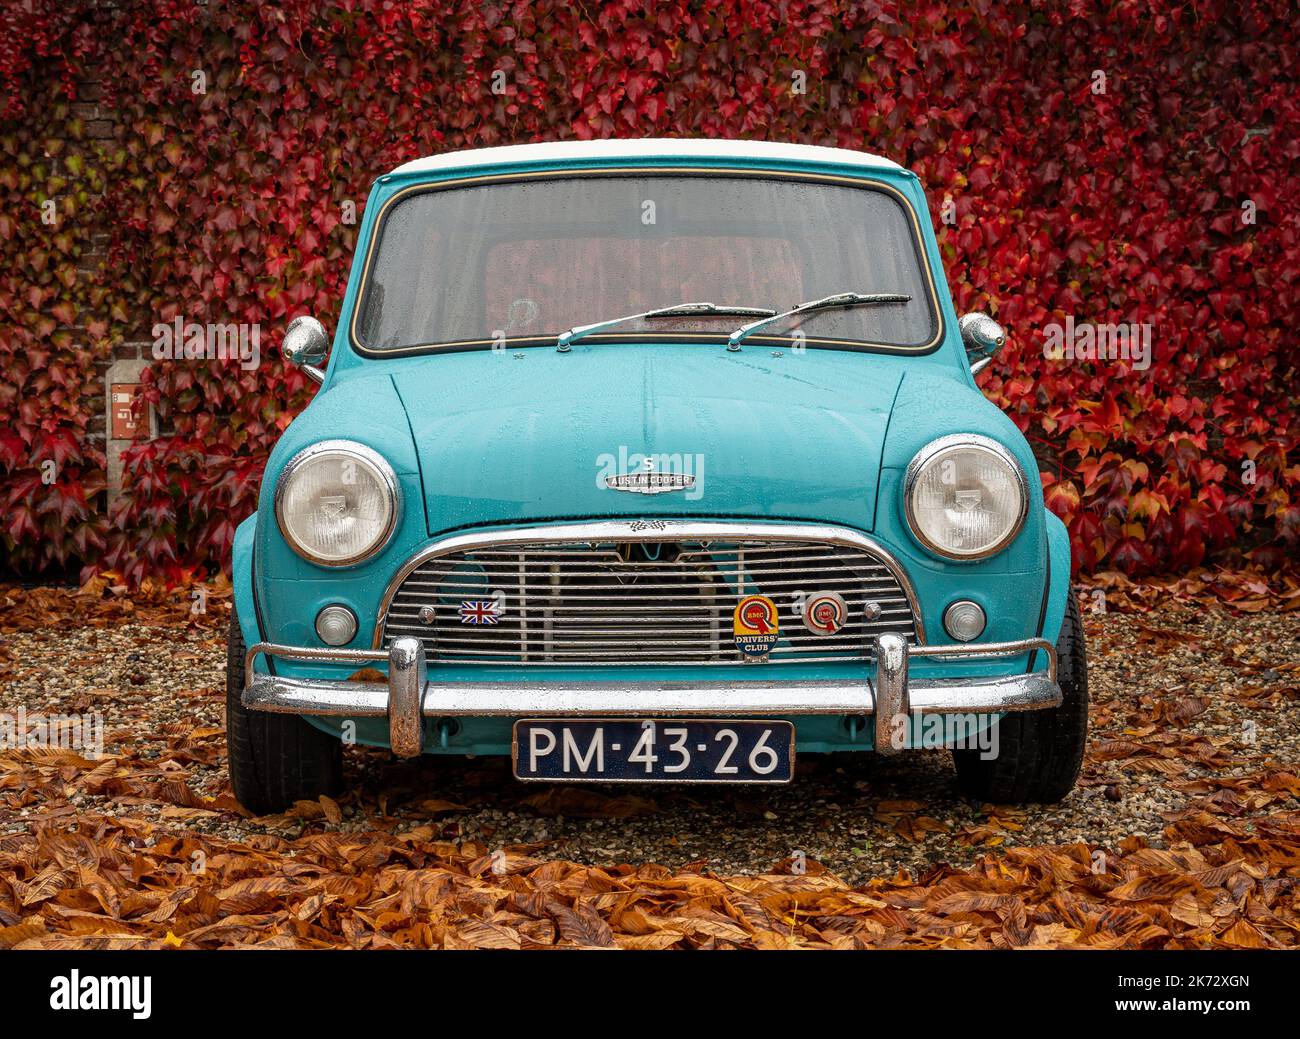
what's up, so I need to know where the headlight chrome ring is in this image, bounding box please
[274,440,400,566]
[903,433,1029,561]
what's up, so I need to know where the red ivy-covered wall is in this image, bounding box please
[1,0,1296,584]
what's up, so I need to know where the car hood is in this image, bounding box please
[391,345,902,534]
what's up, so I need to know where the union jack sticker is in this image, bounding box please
[458,599,501,625]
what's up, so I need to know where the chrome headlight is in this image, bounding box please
[275,441,399,566]
[904,434,1028,560]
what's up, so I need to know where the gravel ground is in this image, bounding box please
[0,598,1296,886]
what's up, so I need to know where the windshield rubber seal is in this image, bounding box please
[348,166,946,359]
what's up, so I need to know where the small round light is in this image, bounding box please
[315,605,358,646]
[943,600,986,642]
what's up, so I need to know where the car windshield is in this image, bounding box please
[355,173,939,353]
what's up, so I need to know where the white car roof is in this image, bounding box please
[390,138,905,177]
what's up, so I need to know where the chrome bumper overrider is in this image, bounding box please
[243,635,1059,759]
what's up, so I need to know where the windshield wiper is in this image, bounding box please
[556,302,777,352]
[725,291,912,351]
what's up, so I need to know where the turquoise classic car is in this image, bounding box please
[227,139,1087,813]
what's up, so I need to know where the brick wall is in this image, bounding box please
[69,72,155,495]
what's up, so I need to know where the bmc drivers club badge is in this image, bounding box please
[733,595,779,661]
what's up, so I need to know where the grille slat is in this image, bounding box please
[384,608,915,626]
[395,576,903,593]
[385,605,914,622]
[398,558,900,575]
[381,534,917,665]
[390,590,909,605]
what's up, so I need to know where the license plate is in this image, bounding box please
[512,719,795,784]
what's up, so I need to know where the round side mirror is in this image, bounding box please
[283,316,329,382]
[958,313,1006,373]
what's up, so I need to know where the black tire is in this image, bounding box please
[953,589,1089,804]
[226,611,342,814]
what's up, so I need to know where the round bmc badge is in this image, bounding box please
[803,591,847,636]
[733,595,779,660]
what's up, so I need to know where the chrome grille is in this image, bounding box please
[380,532,918,666]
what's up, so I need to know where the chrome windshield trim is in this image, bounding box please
[349,167,945,359]
[372,520,929,648]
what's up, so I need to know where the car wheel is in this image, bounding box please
[226,610,343,814]
[952,589,1089,804]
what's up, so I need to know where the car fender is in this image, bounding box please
[232,512,262,653]
[1039,510,1074,651]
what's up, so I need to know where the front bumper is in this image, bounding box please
[243,634,1060,758]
